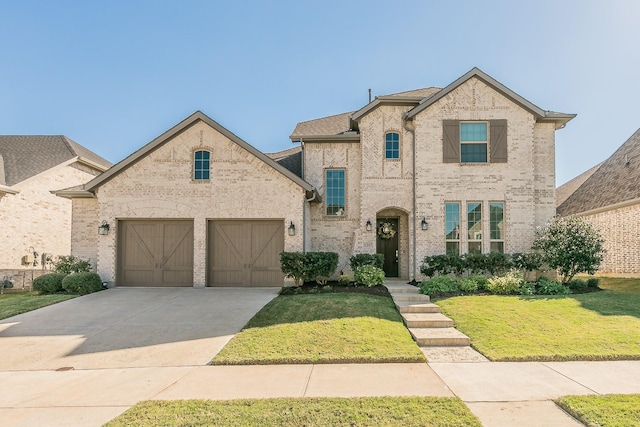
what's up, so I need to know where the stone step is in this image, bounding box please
[385,284,420,294]
[410,327,471,347]
[395,301,441,313]
[402,312,454,328]
[391,293,430,303]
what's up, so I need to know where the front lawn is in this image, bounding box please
[556,394,640,427]
[0,292,77,320]
[435,277,640,361]
[212,293,425,364]
[105,397,481,427]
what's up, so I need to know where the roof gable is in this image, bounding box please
[84,111,315,195]
[404,68,575,129]
[0,135,111,186]
[558,128,640,215]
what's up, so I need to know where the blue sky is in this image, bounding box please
[1,0,638,185]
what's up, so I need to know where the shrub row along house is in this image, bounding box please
[55,68,575,287]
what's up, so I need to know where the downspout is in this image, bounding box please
[403,115,417,282]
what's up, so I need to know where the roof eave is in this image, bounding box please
[351,97,423,121]
[289,134,361,142]
[0,184,19,195]
[75,156,111,172]
[538,113,577,130]
[53,189,96,199]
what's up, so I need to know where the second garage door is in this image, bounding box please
[208,220,284,287]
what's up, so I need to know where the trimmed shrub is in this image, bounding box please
[486,270,524,295]
[349,253,384,271]
[338,275,351,286]
[586,277,600,288]
[305,252,339,285]
[519,282,537,296]
[62,272,103,295]
[511,252,543,272]
[537,277,570,295]
[32,273,66,294]
[420,254,465,278]
[459,277,479,293]
[354,265,385,287]
[485,252,511,275]
[280,252,309,286]
[419,276,459,295]
[54,255,91,275]
[467,274,489,290]
[568,278,587,292]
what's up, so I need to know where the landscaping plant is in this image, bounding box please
[485,270,524,295]
[61,272,103,295]
[354,265,385,287]
[419,276,459,295]
[53,255,92,274]
[532,215,605,285]
[32,272,66,294]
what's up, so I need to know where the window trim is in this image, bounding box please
[384,131,400,160]
[193,149,211,181]
[324,168,346,217]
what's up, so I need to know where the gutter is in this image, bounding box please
[403,114,417,281]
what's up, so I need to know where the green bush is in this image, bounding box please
[419,276,459,295]
[511,252,543,272]
[467,274,489,290]
[568,278,587,291]
[459,277,479,293]
[485,252,511,275]
[54,255,91,275]
[349,253,384,271]
[519,282,537,296]
[32,273,66,294]
[537,277,570,295]
[338,275,351,286]
[353,265,385,287]
[280,252,310,286]
[586,277,600,288]
[61,272,103,295]
[486,270,524,295]
[420,254,465,278]
[305,252,339,285]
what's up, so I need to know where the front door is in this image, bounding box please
[376,218,399,277]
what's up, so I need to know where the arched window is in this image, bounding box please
[385,132,400,159]
[193,150,210,180]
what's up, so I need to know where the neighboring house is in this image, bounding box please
[59,67,574,287]
[0,136,111,283]
[292,67,574,280]
[557,129,640,276]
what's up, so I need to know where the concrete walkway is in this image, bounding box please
[2,287,640,426]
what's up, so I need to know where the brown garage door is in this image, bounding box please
[208,220,284,286]
[117,220,194,287]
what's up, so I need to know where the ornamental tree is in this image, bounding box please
[532,215,605,285]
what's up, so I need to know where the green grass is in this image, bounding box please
[434,277,640,361]
[0,292,77,320]
[105,397,481,427]
[556,394,640,427]
[212,293,426,364]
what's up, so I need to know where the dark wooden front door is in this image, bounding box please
[376,218,399,277]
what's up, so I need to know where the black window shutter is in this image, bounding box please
[443,120,460,163]
[490,120,507,163]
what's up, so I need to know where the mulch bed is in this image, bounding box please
[279,281,398,297]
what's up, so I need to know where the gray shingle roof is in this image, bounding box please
[556,162,602,207]
[290,112,353,139]
[557,128,640,215]
[266,146,303,178]
[0,136,112,186]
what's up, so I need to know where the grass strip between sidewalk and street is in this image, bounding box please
[211,293,426,365]
[0,292,77,320]
[556,394,640,427]
[105,396,481,427]
[434,277,640,361]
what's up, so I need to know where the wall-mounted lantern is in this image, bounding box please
[421,217,428,231]
[288,221,296,236]
[98,220,110,235]
[365,219,373,232]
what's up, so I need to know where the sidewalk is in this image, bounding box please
[2,360,640,426]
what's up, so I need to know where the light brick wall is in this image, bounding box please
[0,161,100,270]
[304,77,557,280]
[581,203,640,275]
[72,121,306,287]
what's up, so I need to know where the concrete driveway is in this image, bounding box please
[0,287,279,370]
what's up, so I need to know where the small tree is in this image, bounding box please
[532,216,604,285]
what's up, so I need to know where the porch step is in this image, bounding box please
[395,301,441,313]
[402,312,454,328]
[385,284,421,294]
[410,327,471,347]
[391,293,431,303]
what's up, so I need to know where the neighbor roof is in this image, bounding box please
[0,136,112,186]
[556,162,602,207]
[57,111,317,200]
[557,128,640,216]
[266,146,303,178]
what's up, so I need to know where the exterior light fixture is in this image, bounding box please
[421,217,428,231]
[365,219,372,232]
[98,220,110,235]
[288,221,296,236]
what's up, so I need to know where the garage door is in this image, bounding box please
[117,220,194,287]
[208,220,284,286]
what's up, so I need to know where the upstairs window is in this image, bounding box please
[460,122,487,163]
[325,169,345,216]
[193,150,210,180]
[385,132,400,159]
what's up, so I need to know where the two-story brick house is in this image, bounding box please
[59,68,574,286]
[291,67,574,279]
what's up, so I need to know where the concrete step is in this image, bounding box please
[391,293,430,303]
[385,284,420,294]
[410,327,471,347]
[395,301,441,313]
[403,312,454,328]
